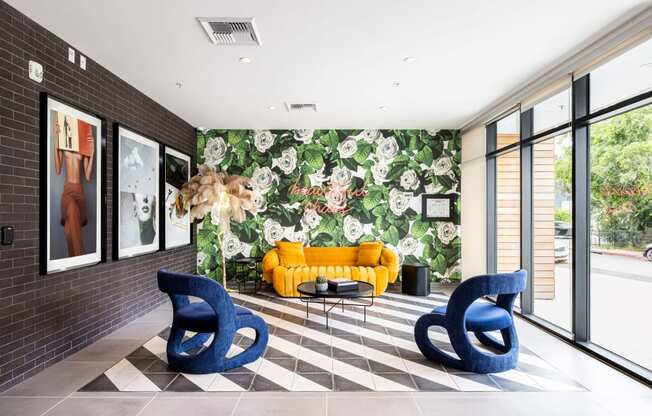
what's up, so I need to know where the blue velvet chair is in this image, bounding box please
[414,270,527,373]
[157,269,268,374]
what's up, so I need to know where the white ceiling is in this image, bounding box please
[7,0,650,129]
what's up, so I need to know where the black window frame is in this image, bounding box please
[486,74,652,386]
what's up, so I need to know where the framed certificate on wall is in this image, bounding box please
[422,194,457,222]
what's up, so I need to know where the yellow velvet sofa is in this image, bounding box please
[262,245,399,297]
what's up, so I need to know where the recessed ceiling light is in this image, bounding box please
[379,105,388,111]
[403,56,417,63]
[267,105,276,110]
[239,56,253,64]
[175,82,183,88]
[392,81,400,87]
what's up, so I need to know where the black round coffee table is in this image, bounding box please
[297,281,375,328]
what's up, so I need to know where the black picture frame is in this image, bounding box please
[159,144,193,251]
[422,194,458,222]
[112,123,161,260]
[39,92,107,275]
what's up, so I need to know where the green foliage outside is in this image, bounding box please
[555,105,652,249]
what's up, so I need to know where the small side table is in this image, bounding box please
[401,263,431,296]
[233,257,262,294]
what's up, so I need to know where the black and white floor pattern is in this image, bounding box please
[79,290,586,392]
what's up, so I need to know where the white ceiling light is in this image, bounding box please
[267,105,276,110]
[403,56,417,63]
[379,105,388,111]
[392,81,400,87]
[239,56,252,64]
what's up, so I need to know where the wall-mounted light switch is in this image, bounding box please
[68,47,75,63]
[1,226,14,245]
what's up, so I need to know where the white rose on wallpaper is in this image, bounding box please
[288,229,307,244]
[433,156,453,175]
[222,233,243,259]
[371,162,389,183]
[253,130,276,153]
[203,136,227,168]
[400,169,419,190]
[375,136,399,162]
[252,191,267,213]
[251,166,276,194]
[272,147,298,175]
[426,129,440,137]
[436,222,457,245]
[308,166,328,187]
[358,129,382,143]
[293,129,314,143]
[330,166,353,187]
[343,215,364,243]
[389,188,413,216]
[398,236,419,255]
[263,219,284,246]
[325,187,347,211]
[337,137,358,159]
[301,208,322,230]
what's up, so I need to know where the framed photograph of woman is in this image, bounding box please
[113,124,160,259]
[161,146,192,249]
[39,94,105,274]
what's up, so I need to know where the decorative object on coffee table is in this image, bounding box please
[178,165,255,287]
[315,275,328,292]
[297,280,374,328]
[402,263,431,296]
[328,278,359,292]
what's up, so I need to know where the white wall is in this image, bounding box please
[460,126,487,280]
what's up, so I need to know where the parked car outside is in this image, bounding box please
[645,243,652,262]
[555,221,572,263]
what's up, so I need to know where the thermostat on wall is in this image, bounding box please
[28,60,43,83]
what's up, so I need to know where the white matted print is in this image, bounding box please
[44,96,103,274]
[163,147,191,249]
[116,126,159,258]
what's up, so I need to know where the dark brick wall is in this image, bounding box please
[0,1,196,390]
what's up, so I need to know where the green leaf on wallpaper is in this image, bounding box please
[363,188,383,211]
[410,218,429,239]
[353,142,372,164]
[227,130,246,146]
[382,225,400,246]
[416,146,433,166]
[432,253,448,274]
[371,205,386,217]
[319,130,339,151]
[359,234,375,243]
[302,145,324,170]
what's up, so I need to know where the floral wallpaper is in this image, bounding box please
[196,129,461,282]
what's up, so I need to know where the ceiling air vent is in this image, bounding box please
[284,102,318,113]
[197,17,261,46]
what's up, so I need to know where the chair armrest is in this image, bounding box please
[380,247,399,283]
[262,249,280,283]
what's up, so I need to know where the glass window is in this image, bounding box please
[589,103,652,370]
[495,148,521,274]
[496,111,520,149]
[531,132,573,331]
[532,89,571,134]
[590,37,652,112]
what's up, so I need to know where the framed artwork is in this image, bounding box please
[161,146,192,249]
[422,194,458,222]
[39,93,106,274]
[113,124,160,259]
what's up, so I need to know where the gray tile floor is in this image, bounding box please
[1,290,650,416]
